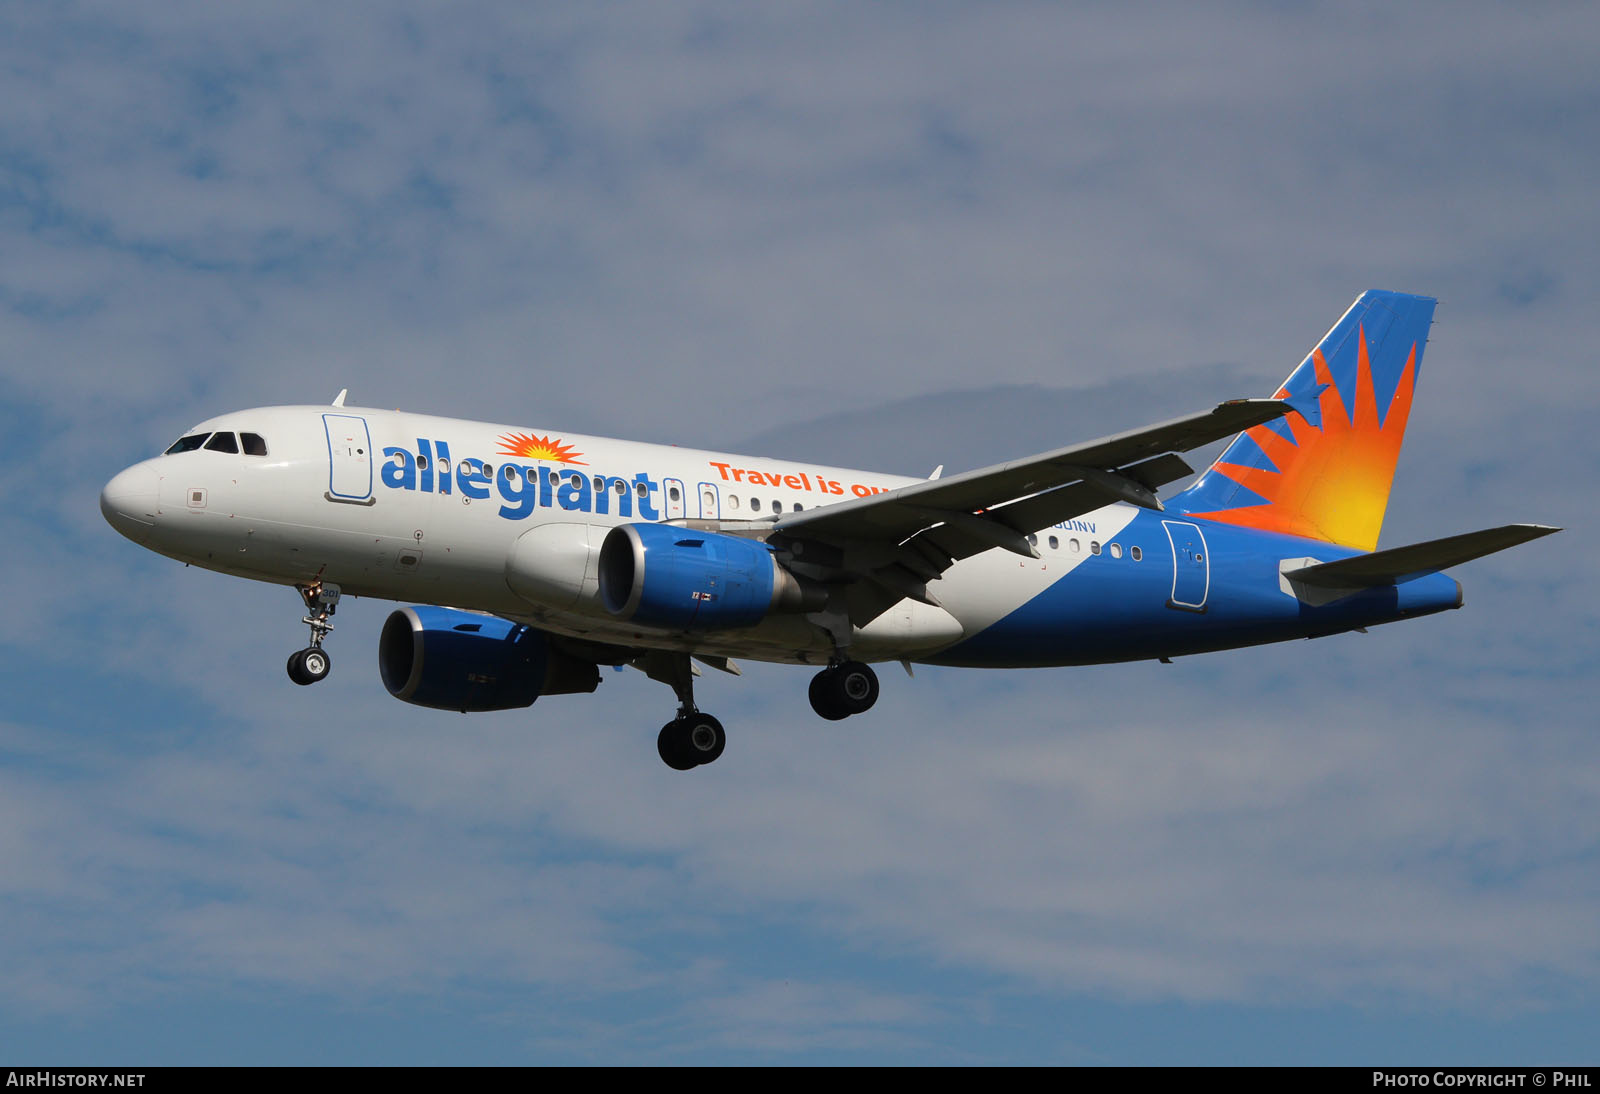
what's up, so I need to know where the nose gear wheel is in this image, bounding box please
[286,581,341,686]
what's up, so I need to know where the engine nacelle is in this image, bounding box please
[598,523,822,630]
[378,606,600,712]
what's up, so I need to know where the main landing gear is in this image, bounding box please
[286,581,340,686]
[657,711,726,772]
[641,652,727,771]
[639,652,880,771]
[808,660,880,721]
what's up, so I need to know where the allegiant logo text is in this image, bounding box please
[381,440,661,521]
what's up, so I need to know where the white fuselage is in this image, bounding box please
[100,404,1139,666]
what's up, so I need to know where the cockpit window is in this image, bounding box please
[240,432,268,456]
[165,433,211,454]
[204,432,239,454]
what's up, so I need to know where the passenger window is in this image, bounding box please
[438,460,450,476]
[164,433,211,454]
[240,432,268,456]
[204,432,239,454]
[482,463,494,477]
[750,497,760,510]
[418,455,429,470]
[1109,543,1123,559]
[793,503,803,512]
[1090,541,1101,555]
[1027,533,1038,546]
[729,496,741,510]
[615,480,626,495]
[1069,538,1080,553]
[548,470,559,486]
[669,486,682,501]
[1048,536,1059,550]
[771,500,781,514]
[1130,546,1143,561]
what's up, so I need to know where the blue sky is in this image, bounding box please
[2,1,1596,1064]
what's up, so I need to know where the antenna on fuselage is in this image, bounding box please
[332,389,348,408]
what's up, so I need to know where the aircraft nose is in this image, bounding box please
[101,462,160,543]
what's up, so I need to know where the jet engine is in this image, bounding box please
[598,523,822,630]
[378,605,600,712]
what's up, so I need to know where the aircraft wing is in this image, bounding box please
[770,398,1292,611]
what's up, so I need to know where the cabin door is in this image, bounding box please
[323,414,374,503]
[1162,520,1209,612]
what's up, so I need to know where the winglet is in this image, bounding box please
[332,389,348,408]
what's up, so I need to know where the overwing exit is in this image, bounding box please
[101,291,1558,770]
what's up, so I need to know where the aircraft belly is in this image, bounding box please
[851,599,964,659]
[508,609,833,666]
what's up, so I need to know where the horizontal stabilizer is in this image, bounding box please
[1284,524,1560,588]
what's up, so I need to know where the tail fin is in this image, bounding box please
[1169,290,1436,552]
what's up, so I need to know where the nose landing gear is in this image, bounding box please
[286,582,340,686]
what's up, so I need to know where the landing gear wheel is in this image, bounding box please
[809,671,849,721]
[657,722,697,771]
[300,646,331,683]
[639,652,726,771]
[287,581,340,687]
[657,713,726,770]
[809,661,880,720]
[287,647,331,686]
[836,661,879,714]
[683,712,726,765]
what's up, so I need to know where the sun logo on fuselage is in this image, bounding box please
[496,432,587,465]
[1186,325,1417,552]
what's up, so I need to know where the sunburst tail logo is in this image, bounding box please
[1170,291,1436,552]
[496,431,587,465]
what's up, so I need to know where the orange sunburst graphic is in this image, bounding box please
[496,431,587,465]
[1188,325,1416,552]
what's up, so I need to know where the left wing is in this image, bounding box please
[769,398,1292,614]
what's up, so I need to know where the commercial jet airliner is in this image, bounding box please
[101,291,1556,769]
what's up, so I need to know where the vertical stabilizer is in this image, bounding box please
[1169,290,1436,552]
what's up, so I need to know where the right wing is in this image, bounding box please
[769,398,1293,615]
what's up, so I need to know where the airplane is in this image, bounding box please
[101,290,1557,770]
